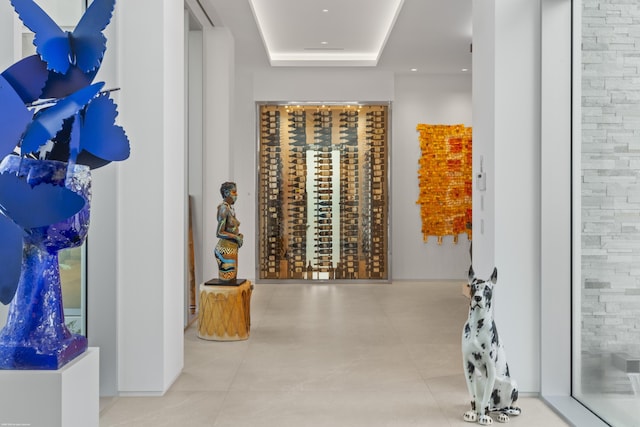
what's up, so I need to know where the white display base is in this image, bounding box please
[0,347,99,427]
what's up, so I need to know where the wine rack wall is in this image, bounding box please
[257,104,389,281]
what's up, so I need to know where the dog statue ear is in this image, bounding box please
[468,265,475,281]
[490,267,498,284]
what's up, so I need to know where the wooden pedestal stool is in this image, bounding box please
[198,279,252,341]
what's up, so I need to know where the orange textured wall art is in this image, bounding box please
[416,124,472,244]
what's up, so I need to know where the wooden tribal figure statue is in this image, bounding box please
[215,182,243,282]
[462,266,521,425]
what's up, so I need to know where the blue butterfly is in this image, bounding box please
[45,91,130,169]
[11,0,115,75]
[20,81,105,155]
[2,54,99,103]
[0,75,33,159]
[75,92,130,163]
[0,172,85,305]
[1,62,106,160]
[1,55,48,104]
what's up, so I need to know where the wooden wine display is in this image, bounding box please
[257,104,389,281]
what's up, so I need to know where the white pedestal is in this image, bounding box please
[0,347,99,427]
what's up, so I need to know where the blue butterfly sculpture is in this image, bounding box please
[0,0,129,307]
[0,75,33,157]
[21,81,105,154]
[0,76,107,159]
[1,55,48,104]
[46,91,130,169]
[11,0,115,75]
[2,53,99,103]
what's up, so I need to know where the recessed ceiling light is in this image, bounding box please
[321,41,328,45]
[410,68,417,72]
[249,0,404,66]
[461,68,469,72]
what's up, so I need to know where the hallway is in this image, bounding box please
[100,281,569,426]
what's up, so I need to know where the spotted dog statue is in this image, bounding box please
[462,267,520,425]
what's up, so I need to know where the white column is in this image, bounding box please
[540,0,572,397]
[472,0,496,277]
[87,1,119,397]
[473,0,542,392]
[232,68,256,281]
[203,27,235,283]
[88,164,118,396]
[187,27,204,291]
[0,0,12,69]
[116,0,185,394]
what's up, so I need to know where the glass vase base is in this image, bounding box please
[0,334,88,370]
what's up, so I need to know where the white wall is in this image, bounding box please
[87,165,118,396]
[473,0,541,393]
[161,0,186,392]
[116,0,185,394]
[186,23,204,325]
[245,68,386,280]
[90,0,212,398]
[0,0,12,69]
[86,3,119,396]
[494,0,541,394]
[540,2,611,425]
[232,68,255,281]
[241,68,472,281]
[472,1,496,277]
[393,74,473,280]
[253,68,394,102]
[203,27,235,284]
[540,0,572,399]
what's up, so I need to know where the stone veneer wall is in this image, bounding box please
[582,0,640,357]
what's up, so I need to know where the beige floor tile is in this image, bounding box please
[100,391,225,426]
[213,389,449,427]
[100,281,570,427]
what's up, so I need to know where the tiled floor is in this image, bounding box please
[100,281,570,426]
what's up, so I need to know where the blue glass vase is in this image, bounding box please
[0,156,91,370]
